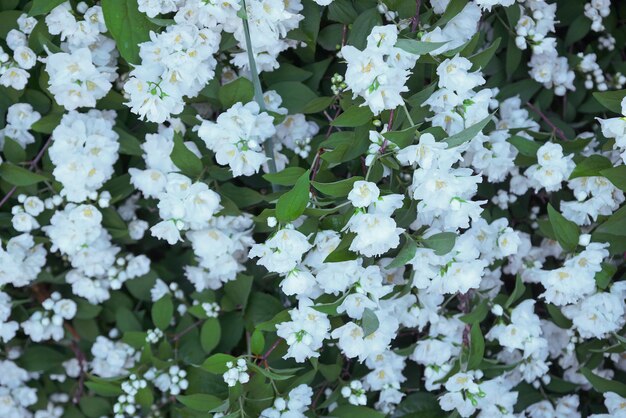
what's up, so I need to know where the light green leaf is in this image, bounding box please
[468,323,484,370]
[422,232,457,256]
[152,295,174,330]
[395,39,447,55]
[444,114,493,148]
[200,318,221,353]
[362,308,379,338]
[263,167,307,186]
[331,106,374,127]
[547,204,579,252]
[275,169,310,223]
[311,176,363,197]
[202,353,236,374]
[170,133,203,178]
[177,394,223,412]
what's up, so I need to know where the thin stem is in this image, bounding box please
[411,0,422,33]
[402,103,415,126]
[526,102,568,141]
[240,0,278,189]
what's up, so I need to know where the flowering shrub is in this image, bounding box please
[1,0,626,416]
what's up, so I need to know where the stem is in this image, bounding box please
[526,102,568,141]
[240,0,278,189]
[402,103,415,126]
[411,0,422,33]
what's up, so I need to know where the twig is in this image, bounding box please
[172,319,203,342]
[411,0,422,33]
[260,338,282,362]
[526,102,568,141]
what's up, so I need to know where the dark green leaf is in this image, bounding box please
[219,77,254,108]
[547,204,579,252]
[0,163,49,186]
[170,133,203,178]
[421,232,457,256]
[101,0,158,64]
[311,176,363,197]
[592,89,626,114]
[28,0,66,16]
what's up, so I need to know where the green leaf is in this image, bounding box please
[444,114,493,148]
[421,232,457,256]
[248,362,297,381]
[361,308,379,338]
[28,0,66,16]
[275,169,310,223]
[311,176,363,197]
[547,204,579,252]
[393,392,442,418]
[469,37,501,71]
[569,155,612,179]
[202,353,236,374]
[600,165,626,191]
[386,236,417,269]
[263,167,307,186]
[303,96,335,114]
[19,346,65,372]
[79,397,111,418]
[0,163,49,186]
[460,299,489,324]
[84,381,122,397]
[546,304,572,329]
[152,295,174,330]
[2,137,25,163]
[594,263,616,290]
[101,0,158,64]
[177,394,223,412]
[346,7,382,49]
[508,135,541,157]
[331,405,385,418]
[331,106,374,127]
[468,323,484,370]
[395,39,447,55]
[200,318,221,353]
[593,205,626,254]
[505,275,526,308]
[114,127,143,157]
[592,89,626,114]
[31,112,63,134]
[270,81,318,114]
[435,0,469,26]
[580,368,626,397]
[250,330,265,355]
[219,77,254,109]
[170,133,203,178]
